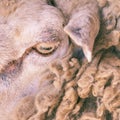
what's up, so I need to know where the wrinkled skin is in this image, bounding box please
[0,0,100,119]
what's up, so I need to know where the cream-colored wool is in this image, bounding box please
[0,0,120,120]
[0,0,70,119]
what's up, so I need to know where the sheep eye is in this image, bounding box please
[35,42,60,55]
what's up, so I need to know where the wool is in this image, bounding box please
[0,0,120,120]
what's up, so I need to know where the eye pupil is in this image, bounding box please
[35,42,60,55]
[37,46,54,54]
[40,46,53,51]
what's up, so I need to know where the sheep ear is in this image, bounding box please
[64,25,93,62]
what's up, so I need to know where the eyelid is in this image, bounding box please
[34,41,60,55]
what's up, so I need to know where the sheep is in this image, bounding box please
[0,0,101,119]
[0,0,70,119]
